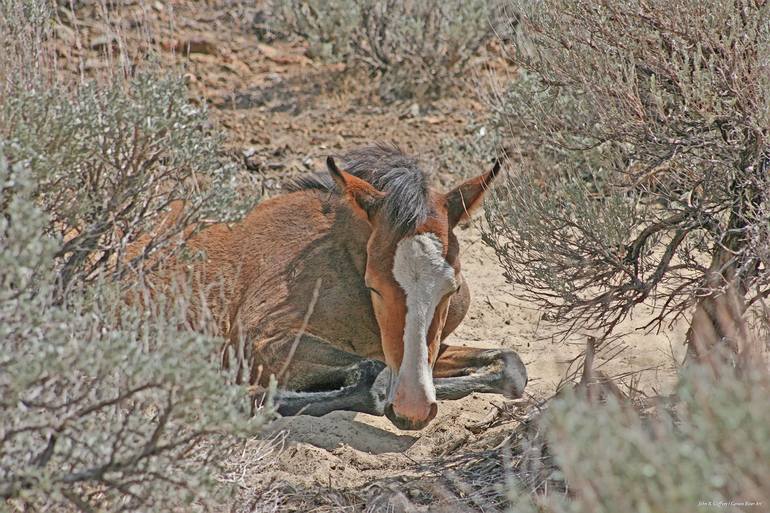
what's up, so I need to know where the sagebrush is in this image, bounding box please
[1,74,253,295]
[0,151,271,512]
[508,353,770,513]
[1,2,271,511]
[270,0,504,100]
[483,0,770,351]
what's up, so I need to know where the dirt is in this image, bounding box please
[52,2,689,508]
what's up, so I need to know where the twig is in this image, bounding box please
[277,277,323,382]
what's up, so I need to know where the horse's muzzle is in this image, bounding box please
[384,401,438,430]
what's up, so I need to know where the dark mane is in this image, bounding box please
[285,144,432,237]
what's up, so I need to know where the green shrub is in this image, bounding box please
[508,356,770,513]
[0,3,271,511]
[270,0,503,100]
[1,74,253,295]
[0,153,269,512]
[481,3,770,507]
[0,0,51,93]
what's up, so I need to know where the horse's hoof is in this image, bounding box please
[498,350,528,399]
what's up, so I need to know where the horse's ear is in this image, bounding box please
[327,156,385,222]
[445,160,501,226]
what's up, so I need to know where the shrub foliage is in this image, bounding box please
[0,153,264,511]
[509,353,770,513]
[270,0,502,99]
[1,3,266,511]
[1,74,250,295]
[484,0,770,346]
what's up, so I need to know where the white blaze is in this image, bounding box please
[391,233,456,405]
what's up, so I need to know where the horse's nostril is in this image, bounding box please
[384,402,395,419]
[428,401,438,421]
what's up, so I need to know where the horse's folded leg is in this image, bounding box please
[275,388,371,416]
[434,351,527,401]
[275,359,388,417]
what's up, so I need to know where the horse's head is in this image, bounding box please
[326,156,500,430]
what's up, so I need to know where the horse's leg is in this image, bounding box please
[273,358,388,416]
[274,344,528,417]
[435,281,528,400]
[432,344,528,400]
[259,334,527,417]
[253,333,388,417]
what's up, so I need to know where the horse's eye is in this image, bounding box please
[366,286,382,297]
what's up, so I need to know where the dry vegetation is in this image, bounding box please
[484,0,770,342]
[1,2,269,511]
[269,0,508,100]
[2,0,769,512]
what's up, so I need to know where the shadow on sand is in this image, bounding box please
[263,410,417,454]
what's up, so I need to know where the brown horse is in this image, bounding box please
[166,145,526,430]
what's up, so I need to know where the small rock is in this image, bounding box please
[252,8,273,41]
[306,42,334,60]
[83,58,107,71]
[188,53,219,65]
[256,43,312,65]
[243,148,262,172]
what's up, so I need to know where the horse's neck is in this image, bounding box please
[300,194,370,288]
[330,204,370,278]
[231,190,370,310]
[268,192,380,351]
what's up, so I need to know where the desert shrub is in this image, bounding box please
[483,0,770,349]
[0,0,52,92]
[0,3,273,511]
[270,0,504,100]
[507,353,770,513]
[1,0,257,297]
[1,74,252,296]
[0,152,270,512]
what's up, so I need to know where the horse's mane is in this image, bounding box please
[285,143,432,237]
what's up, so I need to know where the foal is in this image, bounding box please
[179,145,526,430]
